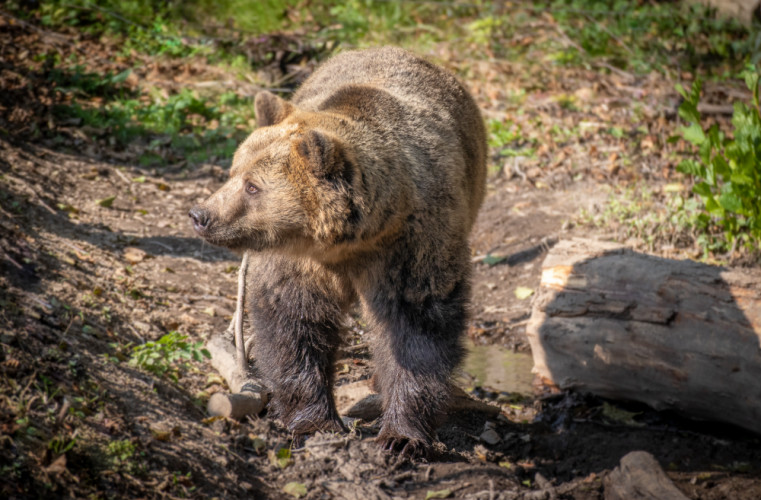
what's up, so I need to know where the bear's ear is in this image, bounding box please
[294,130,342,178]
[255,91,293,127]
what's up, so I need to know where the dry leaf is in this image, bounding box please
[282,482,307,498]
[425,490,452,499]
[124,247,147,264]
[96,195,116,208]
[514,286,534,300]
[45,454,67,475]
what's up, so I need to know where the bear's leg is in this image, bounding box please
[368,265,469,456]
[248,255,352,435]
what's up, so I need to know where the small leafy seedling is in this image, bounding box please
[129,331,210,382]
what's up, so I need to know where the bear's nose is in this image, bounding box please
[189,206,210,232]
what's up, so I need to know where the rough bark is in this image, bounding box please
[527,238,761,435]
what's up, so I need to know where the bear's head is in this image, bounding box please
[189,91,359,254]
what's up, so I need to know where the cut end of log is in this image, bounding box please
[206,332,269,420]
[207,392,267,420]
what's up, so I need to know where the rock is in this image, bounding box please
[604,451,689,500]
[479,428,501,445]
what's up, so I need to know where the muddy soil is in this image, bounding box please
[2,12,761,500]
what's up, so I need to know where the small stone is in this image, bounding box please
[479,428,501,445]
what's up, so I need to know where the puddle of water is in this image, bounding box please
[460,342,535,395]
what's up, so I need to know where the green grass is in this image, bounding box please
[52,69,255,166]
[573,0,754,74]
[481,0,758,77]
[578,185,708,256]
[488,119,536,159]
[14,0,759,74]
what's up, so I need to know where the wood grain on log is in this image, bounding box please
[527,238,761,434]
[604,451,689,500]
[206,334,268,419]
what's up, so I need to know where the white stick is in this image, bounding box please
[234,252,250,375]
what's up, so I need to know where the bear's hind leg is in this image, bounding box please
[249,256,352,435]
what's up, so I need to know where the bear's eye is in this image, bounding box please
[245,183,259,195]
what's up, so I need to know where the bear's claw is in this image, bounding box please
[376,434,428,460]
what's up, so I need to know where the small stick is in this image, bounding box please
[235,252,250,375]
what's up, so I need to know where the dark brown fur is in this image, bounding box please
[190,47,487,454]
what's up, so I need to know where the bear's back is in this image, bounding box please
[292,48,486,227]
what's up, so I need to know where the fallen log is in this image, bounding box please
[206,333,268,420]
[604,451,689,500]
[527,238,761,435]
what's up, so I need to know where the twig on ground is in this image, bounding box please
[7,174,58,215]
[126,323,145,343]
[0,203,15,220]
[111,167,133,186]
[342,343,369,353]
[2,250,23,269]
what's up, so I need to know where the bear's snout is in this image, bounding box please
[188,206,211,234]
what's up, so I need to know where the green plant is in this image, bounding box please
[129,331,210,382]
[178,0,296,36]
[565,0,754,72]
[314,0,466,48]
[488,119,535,159]
[51,65,134,99]
[55,87,253,162]
[105,439,144,473]
[48,433,78,455]
[675,69,761,252]
[29,0,202,58]
[107,439,135,462]
[577,185,707,255]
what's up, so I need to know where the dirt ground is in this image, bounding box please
[2,11,761,500]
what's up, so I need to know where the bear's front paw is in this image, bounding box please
[376,430,429,460]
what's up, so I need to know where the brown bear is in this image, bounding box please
[189,47,486,456]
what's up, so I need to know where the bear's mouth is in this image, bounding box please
[192,223,279,253]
